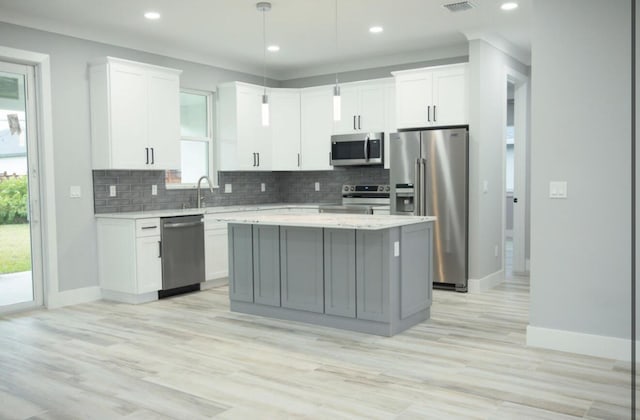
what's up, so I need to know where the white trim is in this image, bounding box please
[101,289,157,304]
[468,269,504,293]
[527,325,635,362]
[47,286,102,309]
[0,46,58,309]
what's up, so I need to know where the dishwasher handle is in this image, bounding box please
[163,220,204,229]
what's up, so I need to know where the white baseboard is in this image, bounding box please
[101,289,158,304]
[468,269,504,293]
[527,325,636,361]
[47,286,102,309]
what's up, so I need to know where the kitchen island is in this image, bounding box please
[212,212,435,336]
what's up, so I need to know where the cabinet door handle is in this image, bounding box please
[353,115,356,130]
[151,147,155,165]
[427,106,430,122]
[253,153,256,167]
[297,153,300,167]
[257,153,260,167]
[433,105,437,122]
[158,240,162,258]
[141,225,158,230]
[329,152,332,166]
[358,115,361,130]
[145,147,149,164]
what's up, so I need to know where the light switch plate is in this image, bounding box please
[109,185,116,197]
[549,181,568,198]
[482,180,489,194]
[261,183,266,192]
[314,182,320,192]
[70,186,81,198]
[224,183,232,193]
[394,241,400,257]
[151,185,157,196]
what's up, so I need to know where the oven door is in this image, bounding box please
[330,133,383,166]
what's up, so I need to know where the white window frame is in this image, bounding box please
[165,88,217,189]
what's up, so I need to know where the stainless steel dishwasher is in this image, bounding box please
[159,215,205,298]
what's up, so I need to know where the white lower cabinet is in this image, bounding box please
[205,217,229,281]
[97,218,162,303]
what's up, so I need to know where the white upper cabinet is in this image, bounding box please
[218,82,271,171]
[270,89,301,171]
[89,57,181,170]
[332,80,389,134]
[393,64,468,129]
[300,86,333,170]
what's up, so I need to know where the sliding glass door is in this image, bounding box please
[0,61,43,312]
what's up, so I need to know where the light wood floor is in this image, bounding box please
[0,276,635,419]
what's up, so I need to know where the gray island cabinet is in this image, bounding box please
[218,213,435,336]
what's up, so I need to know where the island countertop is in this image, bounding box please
[213,212,435,230]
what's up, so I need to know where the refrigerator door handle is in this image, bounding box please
[415,158,421,216]
[421,158,427,216]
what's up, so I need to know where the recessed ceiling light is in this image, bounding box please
[267,45,280,52]
[144,11,161,20]
[500,2,518,11]
[369,26,384,34]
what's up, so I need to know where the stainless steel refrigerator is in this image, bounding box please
[390,127,468,292]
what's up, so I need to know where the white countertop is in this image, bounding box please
[94,204,322,220]
[212,213,435,230]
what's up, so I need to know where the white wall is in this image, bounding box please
[0,22,272,294]
[530,0,631,342]
[467,39,530,281]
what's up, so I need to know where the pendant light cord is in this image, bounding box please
[263,7,267,96]
[335,0,338,86]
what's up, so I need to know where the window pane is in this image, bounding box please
[180,140,208,184]
[180,92,208,138]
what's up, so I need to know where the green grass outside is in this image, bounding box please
[0,224,31,274]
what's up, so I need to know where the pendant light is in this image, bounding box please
[257,2,271,127]
[333,0,341,121]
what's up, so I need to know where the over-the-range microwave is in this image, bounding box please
[330,132,384,166]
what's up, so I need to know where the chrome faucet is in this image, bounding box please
[197,175,214,208]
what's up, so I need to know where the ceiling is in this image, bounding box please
[0,0,532,80]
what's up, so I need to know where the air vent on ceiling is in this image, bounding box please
[442,1,475,13]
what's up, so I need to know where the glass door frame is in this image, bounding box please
[0,60,44,313]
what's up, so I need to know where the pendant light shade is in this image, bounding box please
[257,2,271,127]
[333,0,341,122]
[261,93,269,127]
[333,85,341,121]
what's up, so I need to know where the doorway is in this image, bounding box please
[503,69,529,276]
[0,60,43,312]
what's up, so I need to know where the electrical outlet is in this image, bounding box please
[261,183,266,192]
[151,185,158,196]
[315,182,320,192]
[494,245,499,257]
[394,241,400,257]
[109,185,116,197]
[224,183,232,193]
[483,180,489,194]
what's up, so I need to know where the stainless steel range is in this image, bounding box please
[319,184,390,214]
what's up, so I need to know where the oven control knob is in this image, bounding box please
[343,185,349,192]
[378,186,383,191]
[385,186,390,192]
[350,186,355,191]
